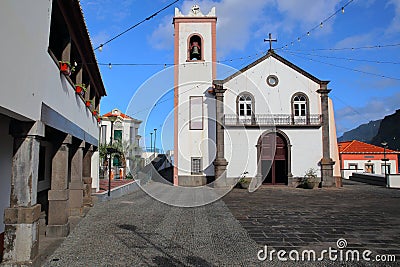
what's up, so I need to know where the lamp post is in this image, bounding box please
[107,116,117,196]
[381,141,388,186]
[150,132,153,155]
[154,128,157,155]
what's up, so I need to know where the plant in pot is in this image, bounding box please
[85,100,93,108]
[92,109,98,116]
[298,168,318,189]
[59,61,75,76]
[75,83,86,97]
[238,177,250,189]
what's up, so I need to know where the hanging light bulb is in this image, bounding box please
[320,22,323,28]
[99,44,103,52]
[297,37,301,42]
[108,63,112,69]
[74,61,78,67]
[341,7,345,13]
[307,31,310,36]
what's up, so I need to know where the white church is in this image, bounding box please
[172,5,340,187]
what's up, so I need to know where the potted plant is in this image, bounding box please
[238,177,250,189]
[59,61,74,76]
[75,83,86,96]
[85,100,93,108]
[298,168,318,189]
[92,109,98,116]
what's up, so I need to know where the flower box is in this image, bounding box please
[85,100,92,108]
[92,110,98,116]
[59,61,71,76]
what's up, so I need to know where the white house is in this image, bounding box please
[0,0,106,265]
[99,108,142,180]
[173,5,340,187]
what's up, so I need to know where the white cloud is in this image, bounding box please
[90,30,111,47]
[386,0,400,34]
[148,0,342,57]
[335,92,400,135]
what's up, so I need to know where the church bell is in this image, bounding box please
[191,46,200,56]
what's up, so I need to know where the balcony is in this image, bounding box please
[223,114,322,127]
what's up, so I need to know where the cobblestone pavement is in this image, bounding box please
[43,180,400,266]
[43,183,262,267]
[223,180,400,265]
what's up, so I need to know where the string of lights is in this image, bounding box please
[282,43,400,52]
[283,51,400,81]
[276,0,355,50]
[92,41,400,69]
[94,0,181,51]
[282,50,400,65]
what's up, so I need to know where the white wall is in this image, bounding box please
[224,128,322,179]
[223,56,324,179]
[177,22,216,176]
[223,56,322,116]
[0,1,99,139]
[0,117,13,233]
[342,159,397,179]
[91,151,100,192]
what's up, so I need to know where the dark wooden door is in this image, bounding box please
[260,134,288,185]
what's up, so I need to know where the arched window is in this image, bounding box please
[291,93,309,124]
[237,93,255,124]
[188,34,202,61]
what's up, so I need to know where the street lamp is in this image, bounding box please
[150,132,153,155]
[107,115,117,197]
[154,128,157,155]
[381,141,388,186]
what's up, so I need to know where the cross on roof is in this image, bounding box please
[264,33,277,51]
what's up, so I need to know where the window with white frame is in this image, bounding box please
[191,157,202,175]
[348,163,358,170]
[293,95,307,117]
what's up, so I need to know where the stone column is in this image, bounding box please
[82,145,94,207]
[2,121,44,266]
[317,83,335,187]
[212,81,229,187]
[68,141,84,216]
[46,135,72,237]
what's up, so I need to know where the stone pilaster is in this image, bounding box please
[212,81,229,187]
[317,83,335,187]
[69,141,84,216]
[82,145,94,206]
[2,121,44,266]
[46,135,72,237]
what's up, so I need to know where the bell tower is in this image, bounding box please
[173,5,217,186]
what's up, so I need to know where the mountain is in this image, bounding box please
[338,119,382,143]
[371,109,400,151]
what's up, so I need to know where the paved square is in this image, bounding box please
[223,180,400,260]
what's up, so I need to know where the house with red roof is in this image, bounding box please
[97,108,142,187]
[338,140,399,179]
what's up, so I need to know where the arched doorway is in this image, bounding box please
[258,132,289,185]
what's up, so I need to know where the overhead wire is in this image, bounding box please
[94,0,181,51]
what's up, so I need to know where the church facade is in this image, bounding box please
[173,5,340,187]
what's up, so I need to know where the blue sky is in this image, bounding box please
[81,0,400,151]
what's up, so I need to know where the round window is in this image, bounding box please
[267,75,279,87]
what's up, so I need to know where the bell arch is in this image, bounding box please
[187,33,204,61]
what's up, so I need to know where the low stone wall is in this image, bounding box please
[350,173,386,186]
[94,181,140,201]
